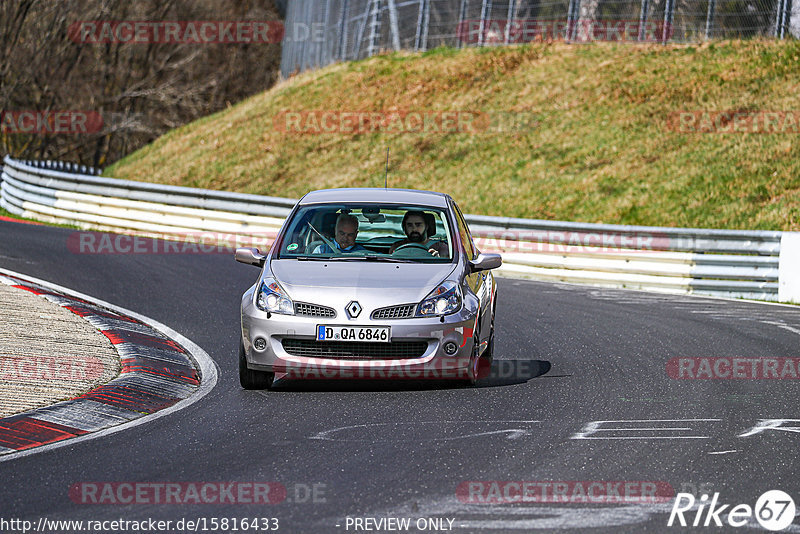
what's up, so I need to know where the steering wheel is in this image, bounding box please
[394,243,430,252]
[393,242,437,258]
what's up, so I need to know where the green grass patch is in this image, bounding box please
[0,205,81,229]
[0,206,32,222]
[107,40,800,231]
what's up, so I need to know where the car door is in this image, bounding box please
[451,200,491,353]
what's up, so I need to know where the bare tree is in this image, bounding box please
[0,0,282,167]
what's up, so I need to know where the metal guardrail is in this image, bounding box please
[2,157,295,218]
[2,156,798,303]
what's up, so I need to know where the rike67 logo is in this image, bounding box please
[668,490,796,531]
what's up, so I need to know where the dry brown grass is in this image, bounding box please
[108,41,800,230]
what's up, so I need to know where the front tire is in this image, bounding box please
[467,332,491,386]
[468,295,497,385]
[483,304,496,364]
[239,340,274,390]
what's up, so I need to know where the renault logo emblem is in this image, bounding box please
[345,301,362,319]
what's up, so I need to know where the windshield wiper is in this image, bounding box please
[307,222,342,255]
[294,255,416,263]
[296,255,367,261]
[363,255,416,263]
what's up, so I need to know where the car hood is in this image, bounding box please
[269,259,457,308]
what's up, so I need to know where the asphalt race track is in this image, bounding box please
[1,218,799,533]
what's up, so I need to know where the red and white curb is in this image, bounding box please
[0,268,218,461]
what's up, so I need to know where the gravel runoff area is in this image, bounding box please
[0,282,120,418]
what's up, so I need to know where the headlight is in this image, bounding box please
[256,277,294,315]
[416,281,462,317]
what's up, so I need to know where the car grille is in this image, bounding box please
[295,302,336,318]
[281,339,428,360]
[371,304,416,320]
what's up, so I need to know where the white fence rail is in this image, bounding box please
[2,156,798,303]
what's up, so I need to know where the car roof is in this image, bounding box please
[298,188,451,208]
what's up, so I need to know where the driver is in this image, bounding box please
[389,211,448,257]
[313,213,367,254]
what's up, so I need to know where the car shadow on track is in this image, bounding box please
[474,359,552,388]
[262,359,551,392]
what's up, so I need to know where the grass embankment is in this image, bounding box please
[107,40,800,231]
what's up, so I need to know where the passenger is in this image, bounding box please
[313,213,367,253]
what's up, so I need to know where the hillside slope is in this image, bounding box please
[107,41,800,231]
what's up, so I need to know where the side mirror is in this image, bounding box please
[469,253,502,273]
[235,247,266,268]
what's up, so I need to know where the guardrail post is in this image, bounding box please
[415,0,425,50]
[478,0,491,47]
[776,0,792,38]
[320,0,332,67]
[387,0,401,50]
[366,0,382,58]
[504,0,517,44]
[457,0,469,48]
[353,1,373,59]
[779,232,800,303]
[338,0,351,60]
[774,0,782,36]
[567,0,581,41]
[705,0,716,39]
[300,0,311,71]
[420,0,430,51]
[662,0,674,43]
[638,0,650,40]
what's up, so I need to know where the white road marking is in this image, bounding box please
[760,321,800,336]
[572,419,721,440]
[739,419,800,437]
[361,494,800,531]
[310,421,540,442]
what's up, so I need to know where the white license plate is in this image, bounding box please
[316,325,390,342]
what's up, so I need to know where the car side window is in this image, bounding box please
[452,202,477,260]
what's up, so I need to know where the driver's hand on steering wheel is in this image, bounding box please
[428,248,439,257]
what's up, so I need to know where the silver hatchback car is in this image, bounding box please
[235,188,501,389]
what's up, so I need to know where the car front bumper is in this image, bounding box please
[240,287,478,380]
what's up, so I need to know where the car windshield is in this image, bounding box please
[276,204,454,263]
